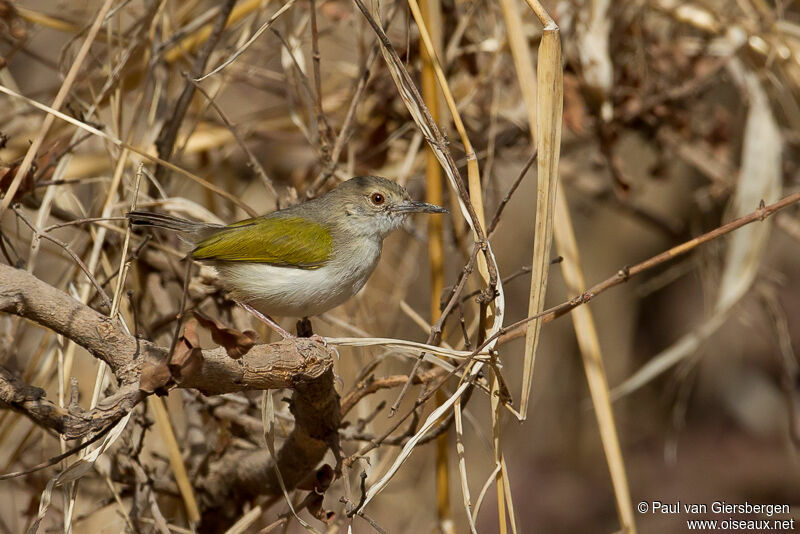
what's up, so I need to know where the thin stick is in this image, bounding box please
[0,83,257,216]
[193,0,299,82]
[11,206,113,311]
[307,2,400,193]
[189,77,279,205]
[489,190,800,347]
[388,244,479,415]
[0,0,116,216]
[153,0,237,183]
[487,150,538,237]
[166,259,195,362]
[308,0,331,157]
[0,417,120,481]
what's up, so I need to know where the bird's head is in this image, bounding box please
[328,176,447,238]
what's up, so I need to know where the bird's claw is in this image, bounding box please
[308,334,340,359]
[307,333,327,346]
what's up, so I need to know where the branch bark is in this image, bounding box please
[0,263,334,394]
[197,367,341,531]
[0,263,338,520]
[0,367,141,440]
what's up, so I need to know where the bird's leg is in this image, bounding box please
[295,317,314,338]
[238,302,293,339]
[295,316,325,345]
[239,307,337,361]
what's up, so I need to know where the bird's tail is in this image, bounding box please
[127,211,222,242]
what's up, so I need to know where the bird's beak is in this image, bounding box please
[392,200,448,214]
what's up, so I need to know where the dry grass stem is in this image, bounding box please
[553,191,636,532]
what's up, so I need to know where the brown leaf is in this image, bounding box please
[296,464,334,492]
[0,162,35,199]
[168,319,203,382]
[193,310,257,359]
[139,361,172,395]
[305,493,335,524]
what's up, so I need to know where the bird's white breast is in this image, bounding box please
[212,237,382,317]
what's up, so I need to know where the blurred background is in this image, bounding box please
[1,0,800,532]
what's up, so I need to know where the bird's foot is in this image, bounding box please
[238,302,293,339]
[236,307,337,357]
[295,318,339,358]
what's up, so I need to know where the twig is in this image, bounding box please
[0,83,258,216]
[344,385,473,447]
[460,265,535,304]
[346,471,368,517]
[153,0,237,184]
[346,346,498,460]
[307,3,401,194]
[487,149,537,236]
[0,0,115,216]
[11,205,113,311]
[193,0,299,82]
[388,244,480,416]
[189,76,280,206]
[490,190,800,347]
[341,368,444,416]
[356,512,388,534]
[43,216,128,233]
[269,27,334,155]
[32,131,95,183]
[0,410,122,481]
[308,0,331,159]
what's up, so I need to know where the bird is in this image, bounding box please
[128,175,447,337]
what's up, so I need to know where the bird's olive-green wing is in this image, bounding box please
[191,215,332,268]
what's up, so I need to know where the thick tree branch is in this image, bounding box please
[197,368,341,531]
[0,263,336,455]
[0,263,150,383]
[0,368,142,440]
[0,264,335,394]
[0,263,341,530]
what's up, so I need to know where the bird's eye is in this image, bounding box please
[370,192,385,205]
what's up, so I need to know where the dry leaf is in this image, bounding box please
[138,361,172,395]
[193,310,257,359]
[305,493,335,524]
[168,319,204,381]
[296,464,334,493]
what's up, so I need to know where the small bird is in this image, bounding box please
[128,176,446,335]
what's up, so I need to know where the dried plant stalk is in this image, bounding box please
[149,397,201,523]
[418,0,451,526]
[352,0,506,512]
[406,2,515,530]
[553,191,636,533]
[0,0,115,216]
[0,84,257,217]
[519,10,562,421]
